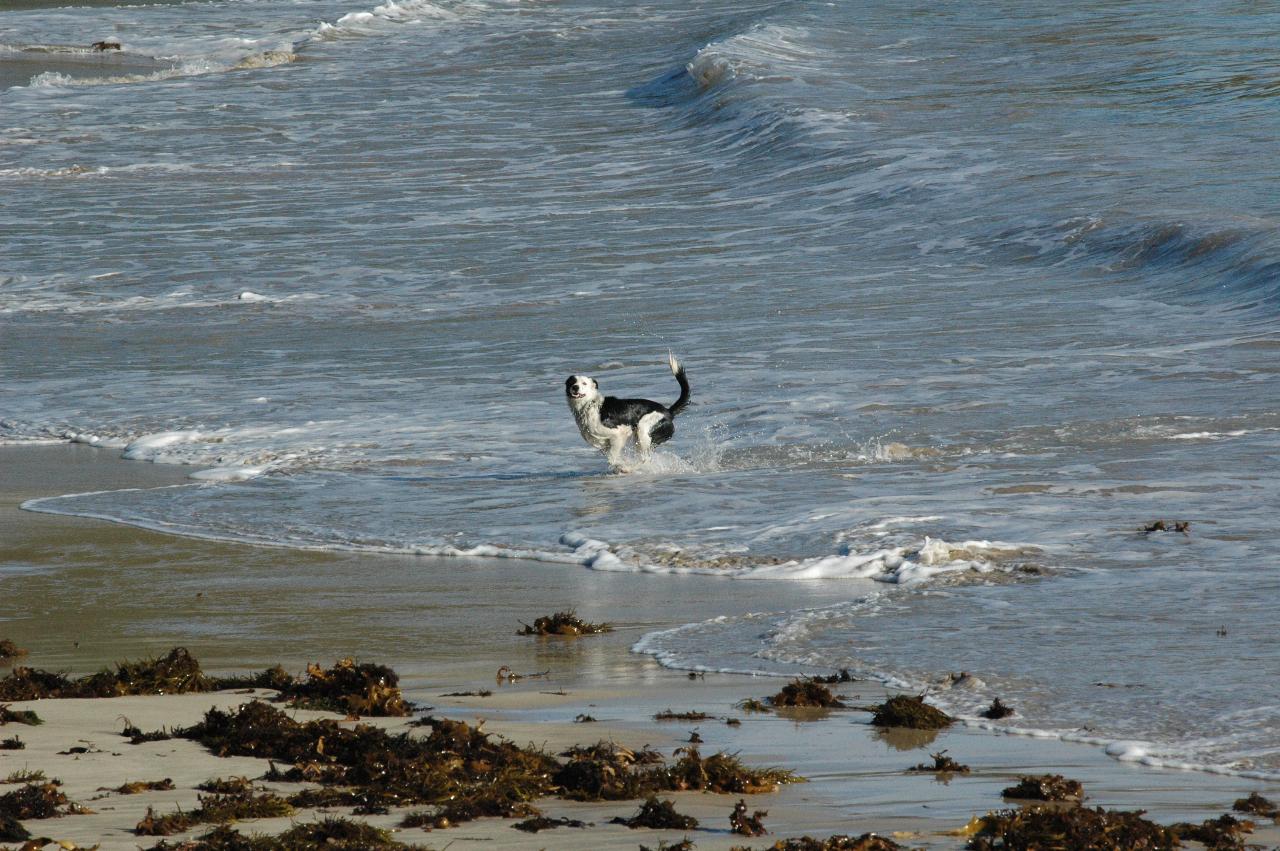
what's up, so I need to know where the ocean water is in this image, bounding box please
[3,0,1279,778]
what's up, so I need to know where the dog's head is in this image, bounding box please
[565,374,600,407]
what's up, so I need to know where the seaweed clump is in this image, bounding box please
[1233,792,1278,819]
[0,705,42,726]
[0,649,210,700]
[109,778,175,794]
[738,836,903,850]
[966,806,1177,851]
[554,741,663,801]
[0,735,24,750]
[136,788,294,835]
[655,709,711,721]
[1001,774,1084,802]
[512,814,588,832]
[0,641,27,664]
[980,698,1014,719]
[0,782,84,820]
[769,679,846,708]
[611,796,699,830]
[147,817,432,850]
[867,695,953,730]
[730,798,768,837]
[661,747,798,795]
[178,701,555,827]
[909,750,969,774]
[518,610,612,636]
[1169,815,1255,850]
[277,658,411,717]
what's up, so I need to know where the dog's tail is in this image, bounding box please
[667,351,690,416]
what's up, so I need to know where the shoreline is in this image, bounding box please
[3,442,1280,849]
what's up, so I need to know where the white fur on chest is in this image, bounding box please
[571,401,631,448]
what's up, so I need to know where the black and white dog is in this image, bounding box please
[565,353,690,470]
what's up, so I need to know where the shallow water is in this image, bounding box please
[3,0,1279,776]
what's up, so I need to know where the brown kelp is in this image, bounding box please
[0,735,23,750]
[654,710,711,721]
[769,679,846,708]
[980,698,1014,719]
[1000,774,1084,802]
[136,788,295,835]
[107,778,176,795]
[146,818,433,850]
[611,796,699,830]
[177,702,555,827]
[1233,792,1278,819]
[511,814,588,832]
[866,695,953,729]
[730,798,768,836]
[966,806,1179,850]
[1168,814,1255,850]
[909,750,969,774]
[739,836,904,851]
[517,610,612,636]
[279,658,411,717]
[0,782,85,820]
[0,641,27,664]
[0,705,42,726]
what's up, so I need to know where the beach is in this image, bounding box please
[3,443,1279,849]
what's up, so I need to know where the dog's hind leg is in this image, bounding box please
[635,412,667,459]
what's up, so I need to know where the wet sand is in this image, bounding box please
[3,443,1280,849]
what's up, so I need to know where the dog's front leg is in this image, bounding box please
[605,431,630,472]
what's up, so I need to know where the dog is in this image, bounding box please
[565,353,690,470]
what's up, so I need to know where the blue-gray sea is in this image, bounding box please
[3,0,1279,777]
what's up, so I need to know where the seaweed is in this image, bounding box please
[0,668,74,701]
[769,679,846,709]
[209,665,295,693]
[574,714,598,723]
[0,640,27,664]
[866,695,953,730]
[0,705,42,726]
[808,669,855,684]
[725,717,742,727]
[966,806,1177,850]
[0,782,82,820]
[136,790,295,835]
[980,698,1014,719]
[740,836,904,851]
[4,769,47,784]
[512,814,588,832]
[1169,814,1254,850]
[611,796,698,830]
[197,777,254,795]
[0,735,24,750]
[1143,520,1190,535]
[147,818,433,850]
[0,650,210,701]
[0,813,30,841]
[176,702,556,828]
[440,690,492,697]
[555,741,664,801]
[661,747,798,795]
[730,798,767,837]
[122,721,176,744]
[655,710,710,721]
[641,841,697,851]
[909,750,970,774]
[737,699,770,713]
[108,778,176,794]
[1233,792,1278,818]
[277,658,410,717]
[1001,774,1084,802]
[517,610,612,636]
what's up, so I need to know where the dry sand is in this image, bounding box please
[3,444,1280,849]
